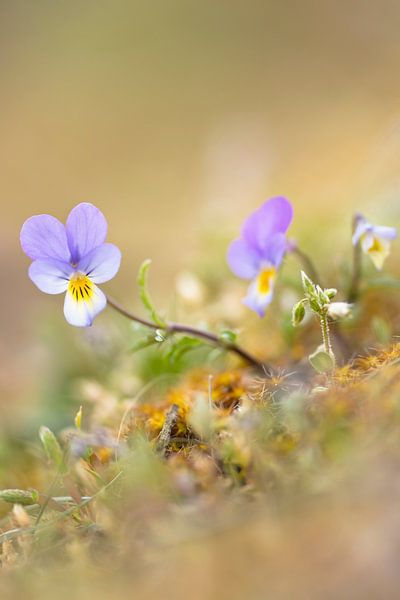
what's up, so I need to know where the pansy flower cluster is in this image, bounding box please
[20,198,397,336]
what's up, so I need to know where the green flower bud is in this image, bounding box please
[316,285,330,306]
[324,288,337,300]
[0,489,39,506]
[292,300,306,326]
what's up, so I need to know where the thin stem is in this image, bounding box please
[292,246,321,285]
[36,448,68,526]
[348,224,362,303]
[106,295,267,372]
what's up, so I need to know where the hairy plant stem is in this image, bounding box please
[294,244,352,361]
[320,312,336,367]
[106,295,267,372]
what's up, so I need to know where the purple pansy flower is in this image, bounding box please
[20,203,121,327]
[227,196,293,317]
[352,214,397,270]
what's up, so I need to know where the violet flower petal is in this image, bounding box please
[66,203,108,263]
[242,197,293,252]
[28,259,73,294]
[352,217,370,245]
[78,243,121,284]
[227,238,260,279]
[20,215,70,262]
[262,233,287,267]
[372,225,397,240]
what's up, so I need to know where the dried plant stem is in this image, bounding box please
[156,404,179,455]
[106,295,267,372]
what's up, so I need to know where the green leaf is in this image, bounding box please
[130,335,160,353]
[308,349,335,373]
[137,259,166,328]
[166,336,203,364]
[39,426,64,469]
[301,271,316,297]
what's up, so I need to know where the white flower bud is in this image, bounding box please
[327,302,352,320]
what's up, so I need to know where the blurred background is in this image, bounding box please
[2,0,400,424]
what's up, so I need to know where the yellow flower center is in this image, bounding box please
[68,273,94,302]
[257,267,276,294]
[367,237,384,254]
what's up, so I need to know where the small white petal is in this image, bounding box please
[63,282,106,327]
[327,302,352,320]
[243,267,276,317]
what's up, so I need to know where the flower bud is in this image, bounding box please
[292,300,306,326]
[327,302,352,320]
[324,288,337,300]
[0,489,39,506]
[39,426,64,468]
[316,285,330,306]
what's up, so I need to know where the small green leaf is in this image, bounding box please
[308,349,335,373]
[137,260,166,328]
[301,271,316,297]
[39,426,64,469]
[166,336,203,364]
[130,335,160,353]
